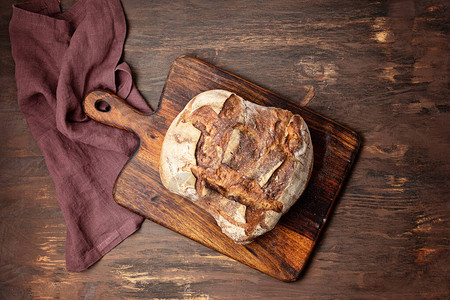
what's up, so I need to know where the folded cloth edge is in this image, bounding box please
[9,0,147,272]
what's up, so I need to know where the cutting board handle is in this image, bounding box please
[83,89,151,135]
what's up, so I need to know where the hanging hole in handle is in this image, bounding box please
[95,99,111,112]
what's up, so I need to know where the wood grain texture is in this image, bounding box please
[1,0,449,298]
[82,56,360,281]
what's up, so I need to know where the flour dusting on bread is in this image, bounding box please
[160,90,313,244]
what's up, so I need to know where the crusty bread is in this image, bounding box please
[160,90,313,244]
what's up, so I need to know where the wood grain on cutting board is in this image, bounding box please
[83,56,360,281]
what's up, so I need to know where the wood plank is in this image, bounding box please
[1,0,448,298]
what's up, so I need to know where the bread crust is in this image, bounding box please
[160,90,313,243]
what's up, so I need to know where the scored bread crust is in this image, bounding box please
[159,90,313,244]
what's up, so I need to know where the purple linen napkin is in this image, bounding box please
[9,0,151,271]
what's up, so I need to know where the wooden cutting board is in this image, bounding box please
[83,55,360,281]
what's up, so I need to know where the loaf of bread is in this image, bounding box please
[159,90,313,244]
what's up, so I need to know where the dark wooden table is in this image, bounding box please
[1,0,449,298]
